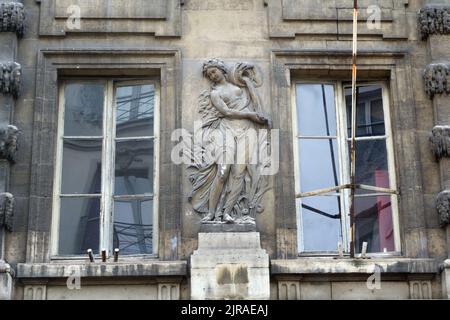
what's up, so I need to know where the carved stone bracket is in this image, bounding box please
[430,125,450,161]
[0,2,25,37]
[418,5,450,40]
[437,190,450,227]
[0,62,21,98]
[0,192,14,231]
[424,63,450,98]
[0,125,18,163]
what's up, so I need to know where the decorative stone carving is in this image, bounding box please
[0,2,25,37]
[423,63,450,98]
[409,280,432,299]
[187,58,272,225]
[0,192,14,231]
[418,6,450,40]
[437,190,450,227]
[158,283,180,300]
[430,126,450,161]
[0,62,21,98]
[0,125,18,163]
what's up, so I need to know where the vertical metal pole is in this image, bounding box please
[349,0,359,258]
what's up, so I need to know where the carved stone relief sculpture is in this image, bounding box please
[187,59,272,225]
[418,5,450,40]
[0,2,25,37]
[0,125,19,163]
[437,190,450,227]
[0,192,13,231]
[0,62,21,98]
[424,63,450,98]
[430,125,450,161]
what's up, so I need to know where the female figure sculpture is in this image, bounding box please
[188,58,271,224]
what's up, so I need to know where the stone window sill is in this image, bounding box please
[16,261,187,279]
[271,258,439,275]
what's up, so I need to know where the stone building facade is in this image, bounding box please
[0,0,449,300]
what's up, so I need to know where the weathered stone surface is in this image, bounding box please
[190,232,270,299]
[0,2,25,37]
[418,5,450,40]
[443,259,450,299]
[424,63,450,98]
[332,281,410,300]
[16,261,187,279]
[0,125,18,163]
[437,190,450,227]
[0,261,13,300]
[0,62,21,98]
[46,284,159,300]
[430,126,450,161]
[0,192,13,231]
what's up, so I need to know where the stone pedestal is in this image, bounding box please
[190,232,270,300]
[442,260,450,300]
[0,261,13,300]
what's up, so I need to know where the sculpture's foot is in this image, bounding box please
[223,213,235,224]
[201,212,215,222]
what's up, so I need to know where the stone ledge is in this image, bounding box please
[271,258,439,275]
[16,261,187,279]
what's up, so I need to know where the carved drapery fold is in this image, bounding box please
[0,192,14,231]
[0,125,18,163]
[0,2,25,37]
[0,62,21,98]
[430,126,450,161]
[437,190,450,227]
[424,63,450,98]
[418,6,450,40]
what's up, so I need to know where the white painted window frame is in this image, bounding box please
[292,80,401,256]
[51,79,160,259]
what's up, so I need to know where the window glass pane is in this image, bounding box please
[352,140,390,192]
[346,85,385,137]
[354,195,395,253]
[296,84,336,136]
[115,140,154,195]
[298,196,342,252]
[59,197,100,255]
[61,139,102,194]
[64,83,104,136]
[113,199,153,255]
[115,84,155,138]
[298,139,339,192]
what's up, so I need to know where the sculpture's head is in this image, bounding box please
[202,58,227,83]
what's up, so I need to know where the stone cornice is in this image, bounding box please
[424,63,450,98]
[418,5,450,40]
[0,62,21,98]
[0,2,25,37]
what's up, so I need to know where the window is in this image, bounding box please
[52,79,159,257]
[293,82,400,255]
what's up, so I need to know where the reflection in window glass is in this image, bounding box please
[113,199,153,255]
[298,197,342,252]
[354,195,395,253]
[116,84,154,138]
[59,198,100,255]
[64,83,104,136]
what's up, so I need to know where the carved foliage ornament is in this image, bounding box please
[430,126,450,161]
[437,190,450,227]
[0,125,19,163]
[0,192,14,231]
[418,6,450,40]
[0,62,21,98]
[187,59,272,225]
[423,63,450,98]
[0,2,25,37]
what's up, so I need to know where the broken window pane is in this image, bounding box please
[61,139,102,194]
[116,84,155,138]
[298,196,342,252]
[298,138,340,192]
[354,195,395,253]
[64,83,104,136]
[296,84,337,136]
[114,140,154,195]
[113,199,153,255]
[346,85,385,137]
[59,197,100,255]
